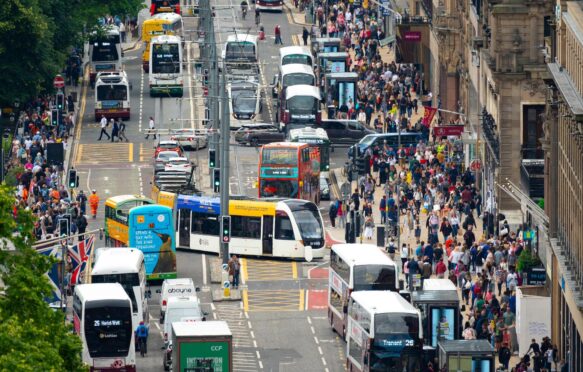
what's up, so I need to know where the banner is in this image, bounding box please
[432,125,465,137]
[37,244,65,303]
[422,106,438,127]
[68,235,95,286]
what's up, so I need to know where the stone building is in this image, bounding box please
[543,1,583,367]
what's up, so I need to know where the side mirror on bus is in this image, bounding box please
[156,289,162,294]
[195,287,201,292]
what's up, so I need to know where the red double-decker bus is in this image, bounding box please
[256,0,283,11]
[151,0,180,15]
[258,142,320,204]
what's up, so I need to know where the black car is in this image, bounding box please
[234,123,285,146]
[317,119,375,145]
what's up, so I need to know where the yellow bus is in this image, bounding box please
[141,13,183,72]
[104,195,154,246]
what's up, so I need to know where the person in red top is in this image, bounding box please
[436,258,447,278]
[274,25,282,45]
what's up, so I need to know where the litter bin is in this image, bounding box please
[376,226,385,247]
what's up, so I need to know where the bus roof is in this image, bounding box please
[281,64,315,77]
[351,290,419,315]
[422,278,458,291]
[96,71,129,85]
[332,244,397,267]
[152,34,182,43]
[262,141,308,149]
[151,12,182,22]
[75,283,129,302]
[105,195,154,208]
[129,204,173,215]
[226,33,257,44]
[289,127,329,141]
[285,85,320,100]
[92,248,144,276]
[174,194,313,215]
[279,46,312,58]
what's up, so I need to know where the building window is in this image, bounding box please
[522,105,545,159]
[544,16,552,38]
[471,0,482,16]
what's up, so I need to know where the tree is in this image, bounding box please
[0,185,86,371]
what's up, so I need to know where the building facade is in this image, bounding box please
[544,1,583,368]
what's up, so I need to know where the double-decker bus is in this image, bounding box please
[256,0,283,11]
[151,0,180,15]
[347,291,423,371]
[329,244,399,339]
[94,72,130,121]
[142,13,183,72]
[273,64,316,99]
[104,195,154,247]
[174,195,325,260]
[289,127,330,172]
[90,248,148,333]
[277,85,321,132]
[89,26,122,87]
[128,205,177,280]
[279,46,314,67]
[258,142,320,203]
[149,35,184,97]
[73,283,136,372]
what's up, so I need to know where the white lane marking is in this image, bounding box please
[250,330,255,339]
[139,64,144,132]
[314,336,320,345]
[307,316,312,325]
[202,253,208,286]
[318,346,323,355]
[310,326,316,334]
[86,168,92,191]
[321,357,327,366]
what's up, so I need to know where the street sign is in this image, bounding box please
[432,125,465,137]
[53,75,65,89]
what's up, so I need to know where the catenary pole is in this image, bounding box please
[219,62,230,265]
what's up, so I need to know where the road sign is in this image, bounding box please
[53,75,65,89]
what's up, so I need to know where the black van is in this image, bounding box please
[348,132,425,158]
[317,119,376,145]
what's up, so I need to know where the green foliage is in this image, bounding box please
[516,248,542,274]
[4,165,24,187]
[537,199,544,209]
[0,0,144,105]
[0,185,87,371]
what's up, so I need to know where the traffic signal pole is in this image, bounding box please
[219,64,230,264]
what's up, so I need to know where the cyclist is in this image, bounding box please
[241,0,248,19]
[135,321,149,356]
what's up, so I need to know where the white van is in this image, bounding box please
[159,278,198,323]
[163,296,205,343]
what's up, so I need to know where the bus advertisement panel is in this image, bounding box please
[104,195,154,247]
[258,142,320,204]
[128,205,177,280]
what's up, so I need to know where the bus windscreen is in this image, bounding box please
[84,304,132,358]
[353,265,397,291]
[91,273,139,312]
[92,42,119,62]
[282,55,312,66]
[97,85,128,101]
[152,43,180,74]
[225,42,255,60]
[261,148,298,165]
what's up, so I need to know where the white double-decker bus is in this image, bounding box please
[328,244,399,339]
[279,46,314,67]
[94,72,131,121]
[90,248,148,332]
[73,283,136,372]
[89,25,122,87]
[347,291,423,371]
[149,34,184,97]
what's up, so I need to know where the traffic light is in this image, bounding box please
[213,168,220,193]
[209,149,216,168]
[58,217,70,236]
[221,215,231,243]
[51,109,59,126]
[356,157,366,175]
[203,69,209,86]
[56,93,65,111]
[68,168,78,188]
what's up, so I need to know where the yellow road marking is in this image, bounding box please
[128,142,134,163]
[286,7,293,24]
[72,66,89,167]
[292,261,298,279]
[299,289,305,311]
[245,259,295,281]
[76,143,133,164]
[241,258,249,282]
[242,289,249,312]
[245,289,303,311]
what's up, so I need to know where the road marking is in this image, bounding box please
[244,259,295,281]
[245,289,303,311]
[128,142,133,163]
[299,289,305,311]
[71,66,89,168]
[241,258,249,282]
[76,143,133,164]
[318,346,323,355]
[242,289,249,312]
[292,261,298,279]
[322,357,327,366]
[139,143,155,162]
[314,336,320,344]
[202,253,207,285]
[139,63,144,132]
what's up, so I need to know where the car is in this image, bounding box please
[234,123,285,146]
[317,119,376,145]
[154,140,183,158]
[155,150,182,173]
[319,175,330,200]
[348,132,425,159]
[170,129,208,150]
[165,157,193,174]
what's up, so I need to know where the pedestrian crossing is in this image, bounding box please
[214,302,262,371]
[75,143,133,165]
[242,258,297,281]
[139,143,155,162]
[243,289,304,312]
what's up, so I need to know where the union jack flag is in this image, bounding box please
[68,235,95,286]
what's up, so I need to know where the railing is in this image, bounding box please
[522,146,545,160]
[420,0,433,18]
[397,15,431,25]
[481,108,500,164]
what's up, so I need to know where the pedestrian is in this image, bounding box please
[302,27,309,46]
[498,342,511,370]
[135,321,149,356]
[145,116,156,139]
[329,199,338,228]
[76,190,87,215]
[255,8,260,26]
[77,213,88,241]
[117,119,129,142]
[98,115,111,140]
[274,24,282,45]
[337,200,346,228]
[400,243,408,271]
[228,254,241,289]
[364,217,374,240]
[119,21,127,43]
[89,189,100,219]
[111,119,119,142]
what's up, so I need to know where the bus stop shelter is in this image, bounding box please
[311,37,342,55]
[324,72,358,108]
[438,340,495,372]
[411,289,461,350]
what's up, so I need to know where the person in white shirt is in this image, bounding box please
[145,117,156,139]
[98,115,110,140]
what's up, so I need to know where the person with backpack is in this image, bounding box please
[499,342,512,370]
[329,200,338,228]
[135,321,149,356]
[77,214,88,241]
[228,255,241,289]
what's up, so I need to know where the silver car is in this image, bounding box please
[234,123,284,146]
[170,128,208,150]
[155,150,182,173]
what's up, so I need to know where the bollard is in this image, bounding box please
[223,280,231,298]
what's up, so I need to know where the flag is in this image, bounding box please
[422,106,438,127]
[68,235,95,286]
[37,244,63,303]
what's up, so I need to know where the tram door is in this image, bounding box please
[262,216,273,255]
[178,209,191,248]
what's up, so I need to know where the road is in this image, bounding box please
[71,2,350,371]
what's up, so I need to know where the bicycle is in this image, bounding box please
[138,337,147,357]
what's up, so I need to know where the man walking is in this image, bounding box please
[302,27,309,46]
[111,119,119,142]
[228,255,241,289]
[77,213,88,241]
[98,115,111,140]
[89,190,100,219]
[274,24,283,45]
[145,116,156,139]
[76,190,87,215]
[117,118,129,142]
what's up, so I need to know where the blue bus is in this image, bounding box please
[128,205,177,280]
